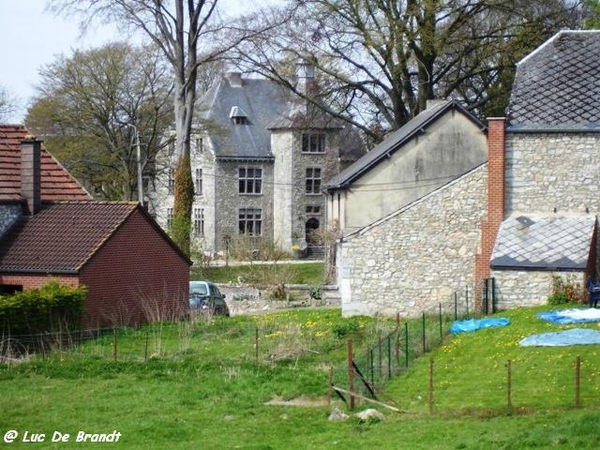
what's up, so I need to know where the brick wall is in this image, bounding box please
[475,118,506,297]
[80,209,190,328]
[0,274,79,290]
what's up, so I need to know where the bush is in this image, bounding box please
[547,275,585,306]
[0,281,86,336]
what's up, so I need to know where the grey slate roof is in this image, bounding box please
[491,214,596,271]
[507,30,600,132]
[197,74,342,161]
[324,100,485,190]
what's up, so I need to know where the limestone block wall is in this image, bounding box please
[506,133,600,214]
[491,270,585,309]
[339,164,487,317]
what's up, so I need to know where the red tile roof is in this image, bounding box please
[0,202,139,273]
[0,125,91,202]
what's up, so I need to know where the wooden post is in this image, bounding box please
[328,366,334,407]
[112,328,117,361]
[255,327,259,363]
[506,359,512,408]
[144,332,149,361]
[575,356,581,409]
[428,358,434,414]
[347,339,355,410]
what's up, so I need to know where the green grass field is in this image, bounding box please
[1,305,600,449]
[192,262,326,285]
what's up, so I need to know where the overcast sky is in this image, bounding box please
[0,0,268,124]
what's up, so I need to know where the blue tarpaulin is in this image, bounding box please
[450,318,510,334]
[520,328,600,347]
[537,308,600,325]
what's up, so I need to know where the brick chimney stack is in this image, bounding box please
[20,139,42,216]
[475,118,506,289]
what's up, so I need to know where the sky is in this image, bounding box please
[0,1,121,123]
[0,0,270,124]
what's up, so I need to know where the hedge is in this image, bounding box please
[0,281,86,336]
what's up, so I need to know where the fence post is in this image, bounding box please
[506,359,512,408]
[144,332,149,361]
[575,356,581,409]
[428,358,434,414]
[255,327,259,363]
[112,328,117,361]
[454,292,458,320]
[404,323,409,368]
[328,366,334,407]
[347,339,355,410]
[439,303,443,341]
[422,312,426,353]
[378,332,383,381]
[387,333,392,379]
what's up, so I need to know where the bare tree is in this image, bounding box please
[0,86,17,122]
[25,43,173,201]
[48,0,291,255]
[232,0,585,142]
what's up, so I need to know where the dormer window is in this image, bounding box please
[230,106,248,125]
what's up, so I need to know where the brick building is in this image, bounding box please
[0,126,191,327]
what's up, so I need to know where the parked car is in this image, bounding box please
[189,281,230,316]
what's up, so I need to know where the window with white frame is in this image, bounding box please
[305,167,322,194]
[193,208,205,237]
[195,168,203,196]
[238,166,262,194]
[302,133,326,153]
[239,208,262,236]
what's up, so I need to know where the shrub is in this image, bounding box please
[0,281,86,336]
[547,275,585,306]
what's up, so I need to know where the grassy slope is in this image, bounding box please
[1,306,600,449]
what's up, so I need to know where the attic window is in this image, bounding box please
[230,106,248,125]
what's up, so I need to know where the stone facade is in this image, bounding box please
[339,164,487,317]
[491,270,585,309]
[505,133,600,215]
[0,205,21,236]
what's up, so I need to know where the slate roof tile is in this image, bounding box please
[507,31,600,131]
[491,214,596,270]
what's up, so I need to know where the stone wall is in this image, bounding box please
[0,204,21,236]
[506,133,600,214]
[339,164,487,317]
[491,270,585,309]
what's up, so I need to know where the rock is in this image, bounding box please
[355,408,385,422]
[328,407,350,421]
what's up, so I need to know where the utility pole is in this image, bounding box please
[129,124,144,206]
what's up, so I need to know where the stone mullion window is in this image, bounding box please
[305,167,322,194]
[239,208,262,236]
[238,166,263,194]
[193,208,205,237]
[302,133,326,153]
[195,168,203,196]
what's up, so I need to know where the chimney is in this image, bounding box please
[487,118,506,230]
[475,117,506,298]
[20,139,42,216]
[295,60,317,95]
[225,72,243,88]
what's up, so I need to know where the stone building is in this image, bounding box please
[148,66,362,257]
[323,100,488,316]
[478,30,600,309]
[330,30,600,318]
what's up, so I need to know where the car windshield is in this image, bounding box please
[190,283,208,295]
